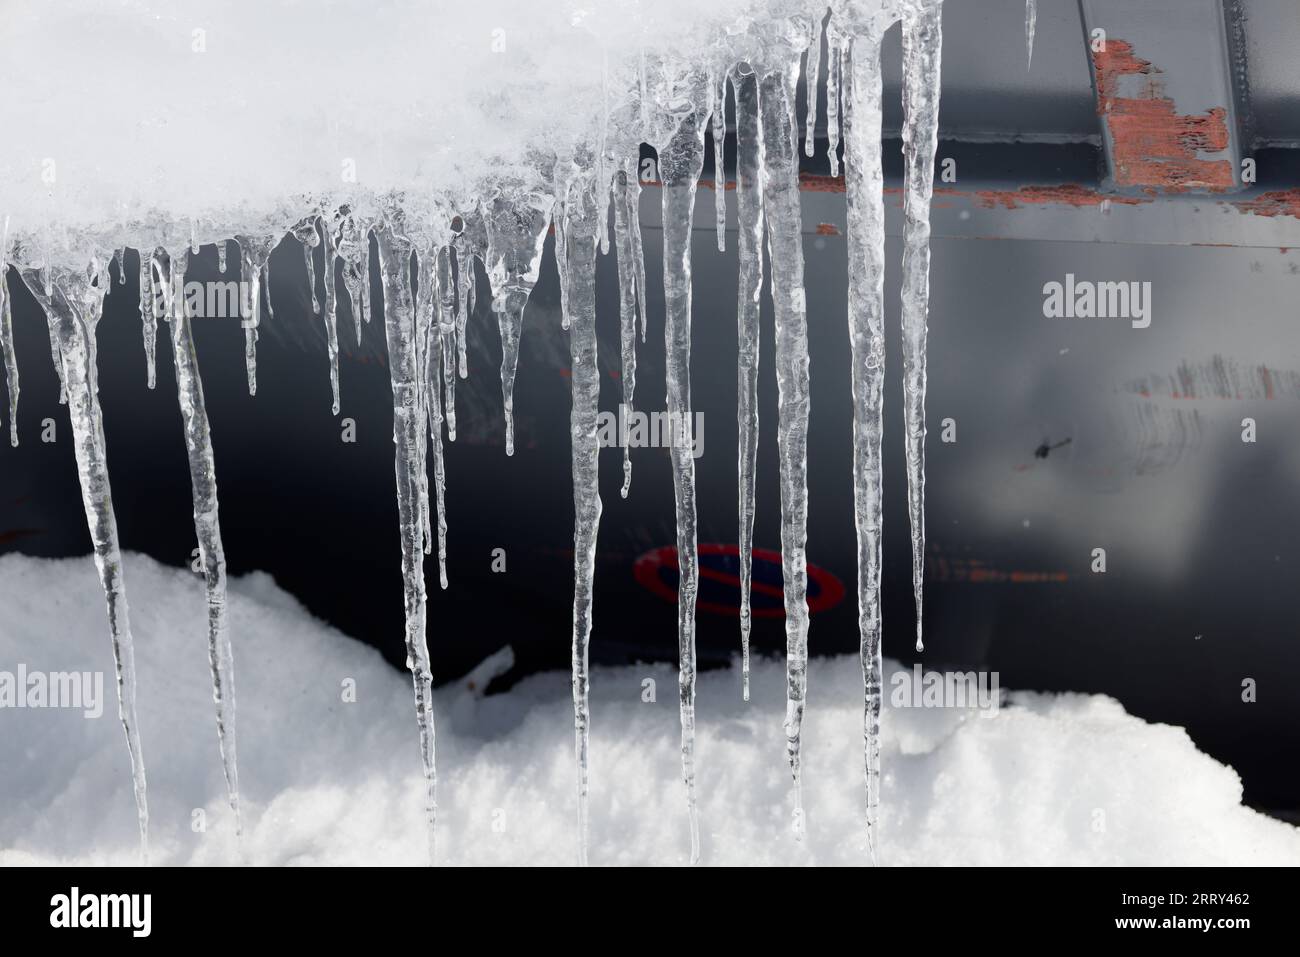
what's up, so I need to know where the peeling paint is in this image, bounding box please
[967,184,1148,210]
[1091,39,1234,192]
[1233,190,1300,219]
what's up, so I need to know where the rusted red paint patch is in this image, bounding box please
[1091,39,1233,192]
[964,184,1148,210]
[1233,190,1300,219]
[815,222,841,235]
[794,175,1150,213]
[798,172,846,193]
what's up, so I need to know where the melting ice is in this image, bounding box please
[0,0,946,866]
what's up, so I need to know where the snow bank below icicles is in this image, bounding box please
[2,553,1295,867]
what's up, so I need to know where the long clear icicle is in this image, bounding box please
[431,290,449,589]
[553,197,572,331]
[629,175,649,344]
[759,59,813,841]
[297,218,339,412]
[298,220,321,316]
[661,103,707,864]
[1,254,18,446]
[900,0,943,653]
[235,236,274,396]
[712,68,728,252]
[733,64,764,702]
[805,10,824,159]
[419,246,449,589]
[483,193,549,457]
[375,223,438,865]
[320,217,341,415]
[562,182,602,867]
[1025,0,1037,70]
[339,217,372,347]
[826,25,843,178]
[436,246,458,441]
[412,251,433,560]
[843,30,888,865]
[138,251,158,389]
[156,248,242,841]
[612,167,640,498]
[24,263,149,861]
[46,309,68,405]
[454,240,471,379]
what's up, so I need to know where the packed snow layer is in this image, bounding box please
[0,0,862,261]
[1,552,1294,866]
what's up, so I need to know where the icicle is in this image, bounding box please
[553,200,571,331]
[759,58,813,842]
[138,252,157,389]
[338,215,371,347]
[155,247,242,841]
[1026,0,1037,70]
[1,222,18,446]
[843,28,888,865]
[805,11,825,159]
[712,67,728,252]
[562,180,602,867]
[21,262,149,861]
[235,236,274,397]
[900,0,943,653]
[612,169,639,498]
[316,217,341,415]
[625,170,649,344]
[418,246,449,588]
[217,239,228,275]
[112,247,126,284]
[322,221,343,416]
[374,222,438,865]
[190,221,199,255]
[0,271,17,447]
[46,312,68,405]
[660,97,708,865]
[261,263,274,326]
[483,193,549,457]
[454,239,471,379]
[412,250,433,560]
[826,26,843,178]
[732,64,764,703]
[295,218,321,315]
[429,256,449,588]
[492,289,523,456]
[436,246,457,441]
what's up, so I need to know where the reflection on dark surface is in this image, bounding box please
[2,201,1299,814]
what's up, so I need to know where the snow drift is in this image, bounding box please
[1,553,1295,866]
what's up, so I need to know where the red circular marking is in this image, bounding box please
[634,543,845,617]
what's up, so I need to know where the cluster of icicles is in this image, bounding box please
[0,0,946,866]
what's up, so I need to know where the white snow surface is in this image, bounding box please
[2,552,1296,866]
[0,0,898,266]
